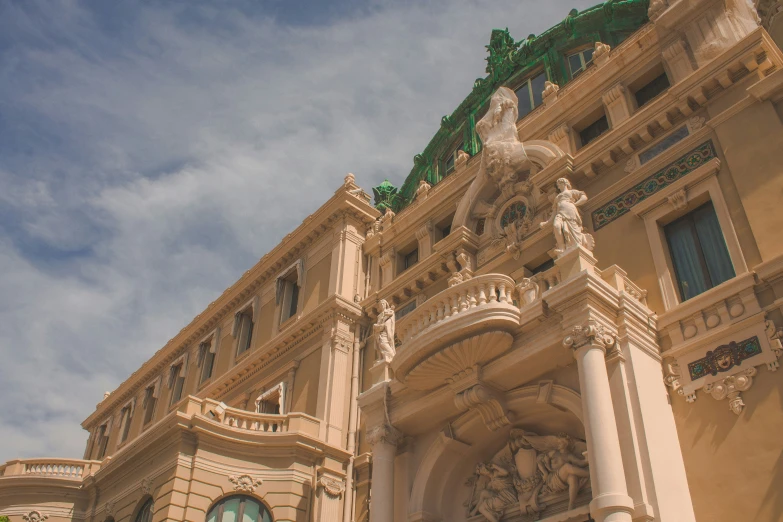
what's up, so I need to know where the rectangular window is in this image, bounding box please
[568,48,594,78]
[665,202,735,301]
[634,72,671,108]
[279,272,300,324]
[96,425,109,459]
[579,114,610,148]
[169,364,185,406]
[444,142,464,175]
[404,249,419,270]
[441,224,452,238]
[639,126,689,165]
[119,406,133,443]
[235,309,255,355]
[142,385,157,426]
[199,338,216,384]
[395,300,417,320]
[514,70,547,120]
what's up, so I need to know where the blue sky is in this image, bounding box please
[0,0,597,461]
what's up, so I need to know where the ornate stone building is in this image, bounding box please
[3,0,783,521]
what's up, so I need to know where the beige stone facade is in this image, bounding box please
[3,1,783,521]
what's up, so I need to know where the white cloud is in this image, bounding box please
[0,0,597,461]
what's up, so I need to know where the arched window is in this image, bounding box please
[134,498,154,522]
[206,495,272,522]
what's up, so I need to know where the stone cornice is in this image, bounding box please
[83,187,377,429]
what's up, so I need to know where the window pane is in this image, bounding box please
[666,218,709,301]
[242,500,261,522]
[579,115,609,147]
[222,498,241,522]
[202,351,215,382]
[583,48,594,64]
[171,376,185,405]
[635,72,671,107]
[515,82,533,119]
[692,204,735,287]
[569,53,582,75]
[289,284,299,319]
[531,71,547,108]
[207,510,218,522]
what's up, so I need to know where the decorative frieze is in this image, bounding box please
[687,336,763,381]
[23,512,48,522]
[592,140,717,230]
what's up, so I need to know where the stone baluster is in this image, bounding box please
[564,322,634,522]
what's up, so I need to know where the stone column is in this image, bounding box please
[367,424,402,522]
[564,322,634,522]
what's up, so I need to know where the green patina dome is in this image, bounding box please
[373,0,650,212]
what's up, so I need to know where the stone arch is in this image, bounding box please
[407,382,583,520]
[452,140,566,233]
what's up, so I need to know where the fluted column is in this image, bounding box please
[367,423,402,522]
[564,322,634,522]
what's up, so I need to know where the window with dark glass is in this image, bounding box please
[169,364,185,406]
[444,142,464,175]
[634,72,670,108]
[567,48,594,78]
[664,202,735,301]
[514,70,547,119]
[441,224,451,238]
[119,405,133,443]
[199,338,216,384]
[404,249,419,270]
[206,495,273,522]
[134,498,154,522]
[578,114,610,148]
[235,308,255,355]
[279,271,300,323]
[142,385,157,426]
[96,424,109,459]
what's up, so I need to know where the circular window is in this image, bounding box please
[206,495,272,522]
[499,201,527,228]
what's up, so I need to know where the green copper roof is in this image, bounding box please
[373,0,649,212]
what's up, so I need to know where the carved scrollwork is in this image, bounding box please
[23,512,48,522]
[319,476,346,498]
[229,474,263,492]
[563,322,616,352]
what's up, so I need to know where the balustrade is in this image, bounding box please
[397,273,517,343]
[0,458,99,479]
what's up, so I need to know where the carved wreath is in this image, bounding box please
[229,474,263,493]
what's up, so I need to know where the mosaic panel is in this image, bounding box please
[688,336,762,381]
[591,140,717,230]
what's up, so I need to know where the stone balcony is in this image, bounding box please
[197,398,321,438]
[0,458,101,481]
[392,273,520,390]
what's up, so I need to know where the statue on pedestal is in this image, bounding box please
[373,299,396,363]
[539,177,595,257]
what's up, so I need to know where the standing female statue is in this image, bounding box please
[539,177,595,257]
[373,299,396,363]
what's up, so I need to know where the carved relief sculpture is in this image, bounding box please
[22,513,48,522]
[467,430,590,521]
[373,300,396,363]
[539,178,595,257]
[229,474,263,492]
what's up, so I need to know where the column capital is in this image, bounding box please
[366,423,403,447]
[563,321,616,353]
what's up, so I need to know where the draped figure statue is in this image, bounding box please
[540,177,595,257]
[373,299,396,363]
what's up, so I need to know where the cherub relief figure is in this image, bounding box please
[539,177,595,257]
[475,87,533,192]
[373,299,396,363]
[522,432,590,510]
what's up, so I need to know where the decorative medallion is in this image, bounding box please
[229,474,263,493]
[318,476,346,498]
[687,336,762,380]
[23,512,48,522]
[592,140,717,230]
